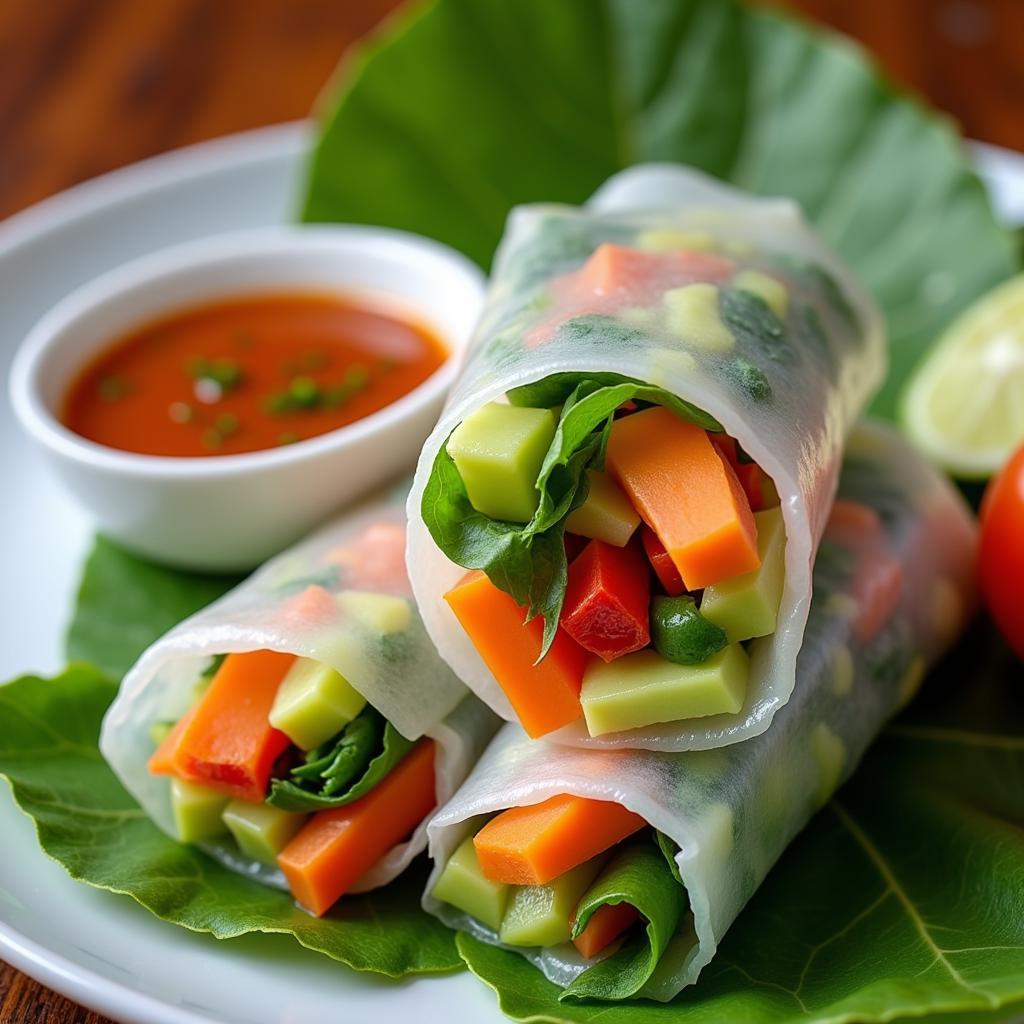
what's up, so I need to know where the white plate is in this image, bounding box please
[0,122,1022,1024]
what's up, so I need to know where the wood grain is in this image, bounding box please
[0,0,1019,1021]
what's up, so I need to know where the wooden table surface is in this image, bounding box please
[1,0,1020,1020]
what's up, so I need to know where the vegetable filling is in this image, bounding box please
[432,795,688,1002]
[148,644,432,916]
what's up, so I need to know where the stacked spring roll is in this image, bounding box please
[424,422,976,1001]
[101,485,498,917]
[408,165,886,749]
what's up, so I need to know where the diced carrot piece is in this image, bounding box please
[474,794,646,885]
[825,500,883,547]
[147,705,197,776]
[712,435,774,513]
[170,650,295,802]
[852,551,904,644]
[573,902,641,959]
[577,244,667,295]
[278,739,436,916]
[711,434,739,469]
[561,540,650,662]
[640,526,686,596]
[606,407,760,591]
[444,571,589,738]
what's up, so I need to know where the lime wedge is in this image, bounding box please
[902,273,1024,478]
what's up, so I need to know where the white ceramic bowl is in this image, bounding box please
[9,225,484,571]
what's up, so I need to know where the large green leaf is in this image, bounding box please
[0,665,461,976]
[456,621,1024,1020]
[301,0,1018,418]
[67,537,241,679]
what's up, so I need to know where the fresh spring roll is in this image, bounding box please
[424,422,975,1001]
[100,484,499,917]
[408,164,886,748]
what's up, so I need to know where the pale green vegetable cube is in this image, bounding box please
[268,657,367,751]
[337,590,411,634]
[732,269,789,318]
[432,835,510,932]
[565,470,640,547]
[581,646,748,736]
[637,227,715,252]
[446,402,557,523]
[663,283,734,353]
[701,508,785,642]
[499,855,607,947]
[222,799,307,866]
[149,721,173,747]
[170,778,229,844]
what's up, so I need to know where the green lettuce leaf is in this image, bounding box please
[421,372,715,656]
[564,842,687,1002]
[0,665,461,976]
[301,0,1018,419]
[268,707,416,812]
[457,620,1024,1019]
[67,536,240,679]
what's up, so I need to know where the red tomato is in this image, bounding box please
[978,444,1024,660]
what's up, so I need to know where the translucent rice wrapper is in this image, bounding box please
[101,483,499,894]
[424,422,975,1000]
[408,164,886,750]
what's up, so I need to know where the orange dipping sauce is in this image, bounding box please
[62,293,447,457]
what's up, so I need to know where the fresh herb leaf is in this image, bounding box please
[654,830,683,884]
[720,288,791,364]
[0,665,460,976]
[562,842,687,1002]
[423,372,719,657]
[200,653,227,680]
[728,358,772,402]
[267,706,416,812]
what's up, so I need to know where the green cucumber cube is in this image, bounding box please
[170,777,229,844]
[222,799,307,866]
[732,269,788,318]
[432,835,510,932]
[268,657,367,751]
[581,645,748,735]
[701,507,785,642]
[499,854,607,947]
[565,470,640,547]
[663,283,735,352]
[337,590,411,634]
[446,402,557,523]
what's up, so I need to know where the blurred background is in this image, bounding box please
[1,0,1022,221]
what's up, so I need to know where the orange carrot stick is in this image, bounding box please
[277,739,436,916]
[444,571,589,738]
[474,795,646,886]
[147,705,197,776]
[170,650,294,802]
[573,902,641,959]
[606,407,759,590]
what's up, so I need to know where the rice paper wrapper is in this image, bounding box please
[425,421,976,1000]
[101,483,499,893]
[408,163,886,750]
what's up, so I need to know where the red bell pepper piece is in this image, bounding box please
[640,526,686,596]
[560,539,651,662]
[564,531,589,563]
